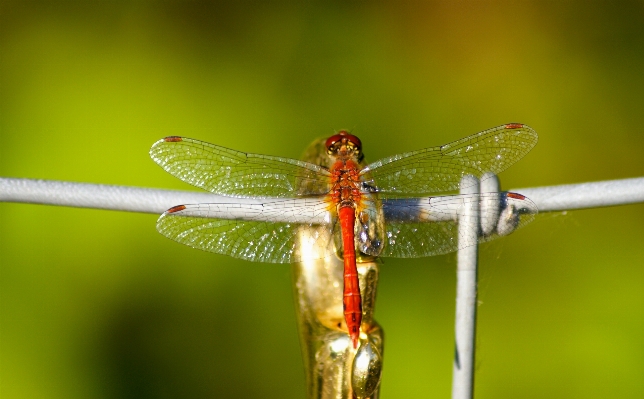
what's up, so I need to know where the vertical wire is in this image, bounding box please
[452,175,480,399]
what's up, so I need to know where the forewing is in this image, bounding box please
[381,193,537,258]
[156,199,334,263]
[150,137,331,197]
[362,124,538,196]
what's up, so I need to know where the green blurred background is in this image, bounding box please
[1,1,643,398]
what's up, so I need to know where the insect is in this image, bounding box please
[150,124,538,348]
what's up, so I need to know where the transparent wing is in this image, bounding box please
[381,192,538,258]
[362,124,538,196]
[156,199,335,263]
[150,137,331,198]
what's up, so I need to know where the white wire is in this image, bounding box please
[512,177,644,211]
[2,177,642,216]
[452,175,480,399]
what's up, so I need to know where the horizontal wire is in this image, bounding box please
[1,176,643,217]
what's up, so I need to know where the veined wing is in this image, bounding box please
[361,124,538,196]
[156,198,335,263]
[380,192,537,258]
[150,137,331,198]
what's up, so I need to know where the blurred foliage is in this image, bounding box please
[1,1,644,398]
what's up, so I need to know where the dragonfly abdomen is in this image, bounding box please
[339,205,362,348]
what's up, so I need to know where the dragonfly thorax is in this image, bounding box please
[329,159,362,210]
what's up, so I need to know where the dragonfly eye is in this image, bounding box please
[326,131,363,155]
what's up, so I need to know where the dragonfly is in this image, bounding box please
[150,124,538,348]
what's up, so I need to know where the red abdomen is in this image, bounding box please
[339,206,362,348]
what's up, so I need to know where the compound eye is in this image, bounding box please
[343,133,362,150]
[325,131,362,151]
[325,133,344,150]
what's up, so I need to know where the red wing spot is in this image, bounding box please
[167,205,187,213]
[164,136,183,142]
[504,123,524,129]
[507,192,525,200]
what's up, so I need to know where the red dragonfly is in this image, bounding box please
[150,124,538,348]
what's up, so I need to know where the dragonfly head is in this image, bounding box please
[326,131,363,161]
